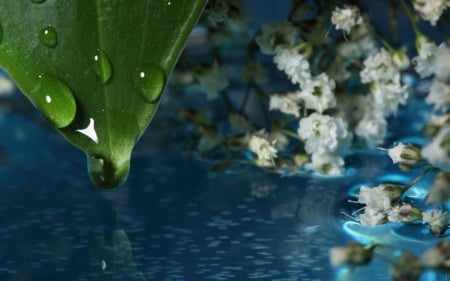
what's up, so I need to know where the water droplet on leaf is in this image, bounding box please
[92,49,112,84]
[132,64,166,103]
[39,25,57,48]
[87,154,130,190]
[0,22,3,44]
[32,74,76,128]
[30,0,46,3]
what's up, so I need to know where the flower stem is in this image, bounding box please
[399,0,421,37]
[277,128,303,141]
[403,166,433,191]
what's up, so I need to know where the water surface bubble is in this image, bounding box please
[32,73,76,128]
[92,49,112,84]
[132,64,166,103]
[39,25,57,48]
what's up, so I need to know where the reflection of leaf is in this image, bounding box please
[0,0,206,189]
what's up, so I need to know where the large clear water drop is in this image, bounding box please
[92,49,113,84]
[87,154,130,190]
[39,25,57,48]
[32,74,76,128]
[132,64,166,103]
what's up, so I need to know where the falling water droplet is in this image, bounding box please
[92,49,113,84]
[132,64,166,103]
[32,74,76,128]
[87,154,130,190]
[31,0,46,3]
[39,25,57,48]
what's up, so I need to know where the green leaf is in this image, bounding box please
[0,0,206,189]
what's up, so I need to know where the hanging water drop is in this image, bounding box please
[132,64,166,103]
[32,73,76,128]
[87,154,130,190]
[30,0,46,3]
[39,25,57,48]
[92,49,113,84]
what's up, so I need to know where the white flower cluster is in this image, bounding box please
[413,0,450,26]
[195,61,229,101]
[331,5,363,34]
[248,132,278,167]
[298,113,351,174]
[255,21,298,55]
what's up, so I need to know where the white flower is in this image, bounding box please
[412,40,438,78]
[433,44,450,82]
[305,153,344,175]
[297,113,351,155]
[413,0,449,26]
[297,73,337,113]
[195,61,229,100]
[255,21,298,55]
[359,207,387,226]
[273,47,311,86]
[426,78,450,112]
[422,210,449,235]
[269,93,301,117]
[355,107,387,148]
[358,184,399,211]
[421,127,450,171]
[331,5,363,34]
[360,48,398,84]
[370,75,409,116]
[388,143,421,167]
[387,204,421,223]
[248,133,278,166]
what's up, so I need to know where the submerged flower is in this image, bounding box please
[255,21,298,55]
[269,93,301,117]
[195,61,229,100]
[422,210,450,236]
[297,113,351,155]
[412,39,438,78]
[329,242,374,267]
[297,73,337,113]
[422,240,450,270]
[305,152,345,175]
[331,5,363,34]
[355,107,387,148]
[433,44,450,82]
[391,251,424,281]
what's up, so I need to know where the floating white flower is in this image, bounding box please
[422,210,450,236]
[331,5,363,34]
[359,207,387,226]
[255,21,298,55]
[297,73,337,113]
[426,78,450,112]
[387,142,421,169]
[413,0,450,26]
[297,113,351,155]
[421,127,450,171]
[273,47,311,86]
[269,93,301,117]
[329,242,374,267]
[248,133,278,167]
[358,184,402,211]
[387,204,421,223]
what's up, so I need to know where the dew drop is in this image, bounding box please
[32,74,76,128]
[92,49,113,84]
[132,64,166,103]
[76,118,99,143]
[39,25,57,48]
[87,154,130,190]
[31,0,46,3]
